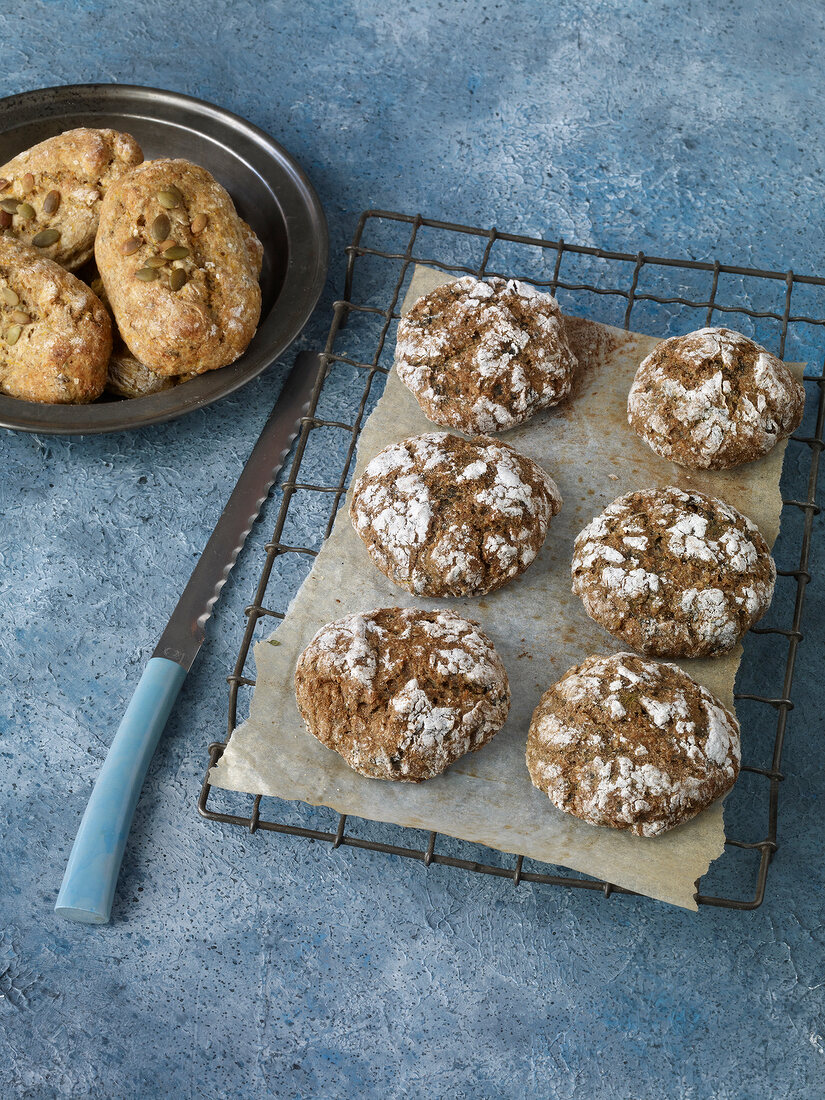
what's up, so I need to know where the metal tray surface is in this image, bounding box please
[0,83,328,435]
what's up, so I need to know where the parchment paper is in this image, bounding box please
[210,265,803,910]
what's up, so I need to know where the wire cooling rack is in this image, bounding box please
[199,210,824,910]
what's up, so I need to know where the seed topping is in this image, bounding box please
[157,187,183,209]
[32,228,60,247]
[151,213,170,241]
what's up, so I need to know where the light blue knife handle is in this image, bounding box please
[55,657,188,924]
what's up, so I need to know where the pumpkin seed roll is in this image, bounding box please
[0,236,111,403]
[0,128,143,271]
[95,159,261,376]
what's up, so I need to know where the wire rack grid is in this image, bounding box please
[199,209,825,910]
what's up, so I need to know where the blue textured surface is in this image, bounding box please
[2,2,825,1097]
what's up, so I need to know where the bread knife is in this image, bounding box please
[55,350,321,924]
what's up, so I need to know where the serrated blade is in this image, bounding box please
[153,351,319,670]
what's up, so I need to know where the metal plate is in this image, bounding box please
[0,83,328,435]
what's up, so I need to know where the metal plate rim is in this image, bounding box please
[0,82,328,436]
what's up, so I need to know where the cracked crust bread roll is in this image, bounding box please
[350,432,562,597]
[527,652,741,836]
[0,236,111,403]
[295,607,511,782]
[0,127,143,272]
[395,275,578,433]
[627,327,804,469]
[95,159,262,377]
[571,486,775,658]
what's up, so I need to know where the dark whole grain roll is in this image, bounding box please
[349,431,562,597]
[295,607,510,781]
[571,486,775,658]
[527,652,740,837]
[395,275,578,433]
[627,327,804,469]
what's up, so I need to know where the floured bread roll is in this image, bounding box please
[571,487,775,658]
[395,275,578,432]
[350,432,561,597]
[527,652,740,837]
[628,327,804,469]
[295,607,510,782]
